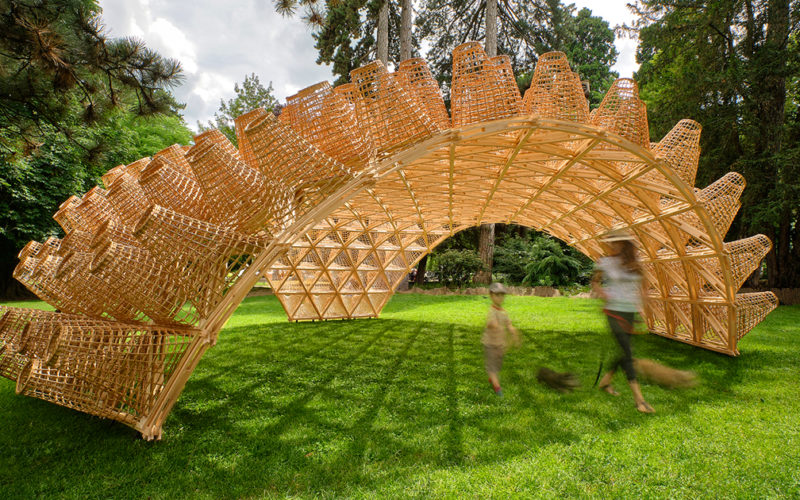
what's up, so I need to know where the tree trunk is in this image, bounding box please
[776,204,793,288]
[0,239,36,300]
[377,0,389,64]
[756,0,790,287]
[744,267,762,289]
[475,0,498,285]
[400,0,412,61]
[485,0,498,57]
[475,223,494,284]
[414,254,427,287]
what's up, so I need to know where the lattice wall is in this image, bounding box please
[1,45,778,439]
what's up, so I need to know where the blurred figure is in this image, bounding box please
[482,282,521,397]
[592,232,655,413]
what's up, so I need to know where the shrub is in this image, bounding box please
[435,249,485,288]
[523,237,586,287]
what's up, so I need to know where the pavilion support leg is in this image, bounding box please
[136,333,213,440]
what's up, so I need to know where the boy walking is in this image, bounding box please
[483,283,520,396]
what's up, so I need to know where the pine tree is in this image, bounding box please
[0,0,184,157]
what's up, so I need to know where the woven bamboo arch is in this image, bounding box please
[1,43,778,439]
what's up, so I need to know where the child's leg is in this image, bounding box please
[488,372,501,392]
[484,346,503,394]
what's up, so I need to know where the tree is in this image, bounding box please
[629,0,800,287]
[0,0,184,158]
[492,235,532,284]
[522,237,585,287]
[377,0,389,63]
[399,0,412,60]
[485,0,497,56]
[474,0,499,284]
[0,111,193,298]
[493,232,593,286]
[562,7,619,107]
[275,0,410,84]
[199,74,278,145]
[0,0,190,297]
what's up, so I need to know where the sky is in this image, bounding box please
[98,0,641,130]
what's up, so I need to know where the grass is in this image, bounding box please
[1,294,799,499]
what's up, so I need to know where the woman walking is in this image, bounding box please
[592,232,655,413]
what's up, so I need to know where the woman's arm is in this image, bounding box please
[591,270,607,300]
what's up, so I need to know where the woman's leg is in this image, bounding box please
[606,311,654,412]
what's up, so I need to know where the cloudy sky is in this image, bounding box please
[98,0,640,130]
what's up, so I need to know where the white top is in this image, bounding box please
[597,256,642,313]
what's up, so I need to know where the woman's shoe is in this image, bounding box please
[599,384,620,396]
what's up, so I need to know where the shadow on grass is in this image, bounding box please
[2,303,787,498]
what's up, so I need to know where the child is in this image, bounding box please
[482,282,520,397]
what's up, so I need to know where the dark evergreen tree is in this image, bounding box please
[0,0,184,156]
[630,0,800,287]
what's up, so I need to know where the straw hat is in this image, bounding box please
[600,229,634,243]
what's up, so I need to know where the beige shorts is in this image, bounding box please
[483,344,505,374]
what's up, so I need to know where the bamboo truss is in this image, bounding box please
[2,45,778,439]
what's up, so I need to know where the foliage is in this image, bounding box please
[492,235,532,284]
[314,0,410,84]
[416,0,566,95]
[0,111,193,294]
[630,0,800,287]
[198,73,278,145]
[493,233,593,286]
[522,237,585,287]
[514,6,618,106]
[0,0,184,157]
[434,226,480,254]
[561,7,619,106]
[1,294,798,497]
[0,0,190,297]
[416,1,617,103]
[434,248,484,287]
[274,0,410,84]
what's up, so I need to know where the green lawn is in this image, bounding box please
[1,294,799,498]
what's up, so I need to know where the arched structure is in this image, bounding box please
[0,43,777,439]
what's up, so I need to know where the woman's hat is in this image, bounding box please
[600,229,634,243]
[489,282,508,294]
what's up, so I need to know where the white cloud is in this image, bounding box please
[97,0,642,129]
[148,17,198,74]
[98,0,334,129]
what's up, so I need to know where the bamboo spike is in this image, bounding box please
[451,41,522,127]
[397,58,451,129]
[590,78,650,149]
[522,51,589,123]
[349,60,442,152]
[653,119,701,186]
[280,81,375,168]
